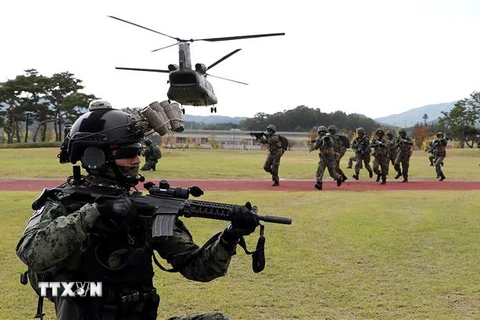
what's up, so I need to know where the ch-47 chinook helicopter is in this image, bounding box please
[108,16,284,113]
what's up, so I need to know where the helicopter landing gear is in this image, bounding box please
[210,106,217,113]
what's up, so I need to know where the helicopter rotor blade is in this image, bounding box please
[151,42,181,53]
[207,73,249,85]
[207,49,242,71]
[115,67,170,73]
[108,15,179,41]
[194,33,285,42]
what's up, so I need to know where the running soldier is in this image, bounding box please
[310,126,343,190]
[259,124,284,186]
[394,128,414,182]
[385,131,397,170]
[328,125,349,182]
[370,128,389,184]
[432,132,448,181]
[350,127,373,180]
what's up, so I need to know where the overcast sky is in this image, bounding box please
[1,0,479,120]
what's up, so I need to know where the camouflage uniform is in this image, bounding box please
[347,155,356,169]
[385,131,397,171]
[16,101,256,320]
[432,132,448,181]
[328,125,349,182]
[141,140,162,171]
[16,177,234,320]
[393,128,414,182]
[350,127,373,180]
[370,129,389,184]
[425,140,436,166]
[311,126,342,190]
[259,124,284,186]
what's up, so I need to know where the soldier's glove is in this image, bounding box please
[221,202,260,246]
[94,195,135,222]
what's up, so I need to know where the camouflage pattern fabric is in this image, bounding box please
[394,135,414,180]
[351,136,372,177]
[260,133,284,182]
[371,137,389,183]
[433,137,448,179]
[385,135,398,168]
[347,155,356,168]
[141,145,162,171]
[16,177,234,320]
[311,134,340,182]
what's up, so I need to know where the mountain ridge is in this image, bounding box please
[182,101,458,127]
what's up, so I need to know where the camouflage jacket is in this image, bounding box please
[311,134,336,156]
[395,136,414,152]
[432,138,448,156]
[370,137,388,156]
[260,133,283,155]
[351,135,371,155]
[16,176,234,284]
[142,145,162,161]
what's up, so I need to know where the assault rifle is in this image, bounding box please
[32,179,292,238]
[249,132,267,140]
[370,140,385,148]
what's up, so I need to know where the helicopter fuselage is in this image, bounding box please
[167,69,218,106]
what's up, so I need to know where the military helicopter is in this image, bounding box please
[108,16,284,113]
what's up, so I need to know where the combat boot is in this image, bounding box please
[376,174,381,182]
[394,171,402,179]
[272,180,279,186]
[402,178,408,183]
[380,179,386,185]
[314,182,323,190]
[368,170,373,178]
[439,174,446,181]
[352,173,359,180]
[336,177,342,187]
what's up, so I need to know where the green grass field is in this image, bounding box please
[1,148,480,319]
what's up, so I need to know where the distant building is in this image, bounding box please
[162,129,310,150]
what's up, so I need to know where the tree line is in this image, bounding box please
[1,70,479,148]
[0,69,96,143]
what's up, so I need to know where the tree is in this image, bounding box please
[0,70,96,143]
[438,92,480,148]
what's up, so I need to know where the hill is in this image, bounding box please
[374,102,456,127]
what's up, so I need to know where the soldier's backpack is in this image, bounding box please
[152,146,162,160]
[278,135,289,151]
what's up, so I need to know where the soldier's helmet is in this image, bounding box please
[327,125,337,134]
[375,128,384,136]
[356,127,365,135]
[317,125,327,133]
[58,100,144,186]
[436,132,444,138]
[398,128,406,134]
[386,131,393,137]
[266,124,277,133]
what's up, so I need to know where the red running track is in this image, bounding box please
[1,179,480,192]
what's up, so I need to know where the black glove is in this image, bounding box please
[94,195,134,221]
[221,202,260,245]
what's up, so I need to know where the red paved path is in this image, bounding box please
[1,179,480,191]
